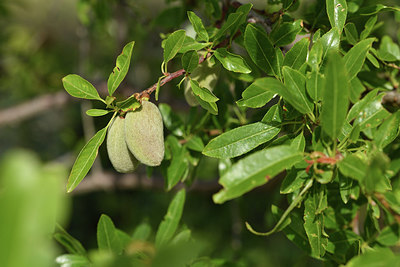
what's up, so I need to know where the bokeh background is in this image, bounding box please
[0,0,399,266]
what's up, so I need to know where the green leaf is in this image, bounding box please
[345,247,400,267]
[165,136,188,190]
[213,10,246,42]
[187,11,209,42]
[116,95,141,112]
[67,127,107,193]
[377,35,400,62]
[244,24,279,78]
[360,15,377,40]
[339,172,353,204]
[282,66,314,115]
[132,222,152,241]
[214,48,251,73]
[280,165,308,194]
[155,189,186,248]
[54,225,87,256]
[213,145,303,204]
[308,41,323,70]
[164,30,186,63]
[195,95,218,115]
[304,187,328,258]
[343,38,374,80]
[203,122,280,159]
[326,0,347,33]
[374,111,400,149]
[338,154,367,182]
[306,70,324,102]
[262,103,283,123]
[344,23,358,45]
[107,41,135,96]
[85,109,110,117]
[283,38,309,70]
[181,50,199,73]
[236,77,276,108]
[190,80,219,102]
[349,77,365,103]
[62,74,102,102]
[186,136,204,152]
[270,20,302,47]
[97,214,122,254]
[321,51,349,140]
[318,27,340,64]
[179,36,210,54]
[56,254,90,267]
[158,103,184,136]
[291,132,306,152]
[353,93,390,131]
[356,4,400,16]
[376,224,400,246]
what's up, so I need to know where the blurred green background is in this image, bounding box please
[0,0,399,266]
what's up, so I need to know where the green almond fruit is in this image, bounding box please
[125,100,165,166]
[107,116,140,173]
[184,58,221,106]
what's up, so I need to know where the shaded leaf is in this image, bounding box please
[270,20,302,47]
[338,154,367,182]
[155,189,186,247]
[97,214,122,254]
[203,122,280,159]
[181,50,199,73]
[374,111,400,149]
[306,70,324,102]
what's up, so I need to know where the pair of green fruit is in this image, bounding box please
[107,101,165,173]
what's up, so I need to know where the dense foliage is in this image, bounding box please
[1,0,400,266]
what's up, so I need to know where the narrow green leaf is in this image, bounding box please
[107,41,135,96]
[280,165,308,194]
[187,11,208,42]
[374,111,400,149]
[244,24,279,77]
[308,41,323,70]
[291,132,306,152]
[62,74,102,101]
[304,187,328,258]
[326,0,347,33]
[213,145,303,204]
[357,4,400,16]
[97,214,122,254]
[270,20,302,47]
[155,189,186,248]
[282,66,314,114]
[262,103,283,123]
[349,77,365,103]
[213,11,245,42]
[377,35,400,62]
[353,93,390,131]
[54,225,87,256]
[360,15,377,40]
[203,122,280,159]
[321,51,349,139]
[165,136,188,190]
[164,30,186,63]
[236,77,276,108]
[306,70,324,102]
[190,80,219,102]
[181,50,199,73]
[132,222,152,241]
[86,109,110,117]
[344,23,358,45]
[343,38,374,80]
[338,154,367,182]
[67,127,107,192]
[195,94,218,115]
[186,136,204,152]
[283,38,309,70]
[318,27,340,63]
[214,48,251,73]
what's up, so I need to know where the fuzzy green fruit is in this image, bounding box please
[125,100,164,166]
[107,116,140,173]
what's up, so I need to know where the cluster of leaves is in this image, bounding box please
[60,0,400,266]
